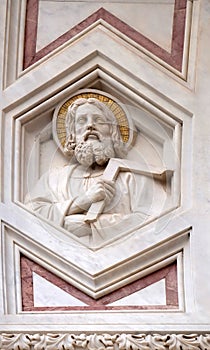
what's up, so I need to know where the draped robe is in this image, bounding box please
[25,163,167,246]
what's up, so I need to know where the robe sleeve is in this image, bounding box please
[24,168,74,227]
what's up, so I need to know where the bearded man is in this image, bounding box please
[25,98,167,246]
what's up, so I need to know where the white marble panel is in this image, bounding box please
[109,279,166,306]
[33,272,87,306]
[106,3,174,51]
[36,1,174,51]
[3,0,210,334]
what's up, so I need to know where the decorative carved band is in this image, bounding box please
[0,333,210,350]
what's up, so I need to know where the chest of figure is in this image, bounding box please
[69,167,134,214]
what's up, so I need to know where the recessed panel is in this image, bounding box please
[37,1,174,52]
[21,255,179,311]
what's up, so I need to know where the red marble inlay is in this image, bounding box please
[23,0,187,71]
[23,0,39,68]
[20,255,179,311]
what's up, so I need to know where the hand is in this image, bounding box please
[67,179,115,215]
[86,179,116,205]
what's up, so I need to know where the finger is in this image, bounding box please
[103,183,116,195]
[97,186,106,197]
[103,180,115,186]
[105,186,116,199]
[103,180,115,189]
[105,192,113,202]
[98,179,115,187]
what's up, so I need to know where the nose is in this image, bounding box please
[86,118,96,131]
[87,124,94,131]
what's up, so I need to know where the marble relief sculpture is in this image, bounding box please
[25,94,170,247]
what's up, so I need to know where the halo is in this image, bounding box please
[52,89,134,153]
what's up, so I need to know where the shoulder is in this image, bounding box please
[40,164,76,185]
[48,164,76,176]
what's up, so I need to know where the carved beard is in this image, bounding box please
[74,138,115,167]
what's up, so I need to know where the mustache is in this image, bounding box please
[83,130,101,141]
[74,138,115,166]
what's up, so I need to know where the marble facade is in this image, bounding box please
[0,0,210,348]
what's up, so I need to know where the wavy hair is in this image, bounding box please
[64,98,127,158]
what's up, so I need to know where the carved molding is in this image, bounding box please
[0,333,210,350]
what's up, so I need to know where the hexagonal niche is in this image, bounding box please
[14,68,181,251]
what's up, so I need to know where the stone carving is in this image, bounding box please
[25,95,172,247]
[1,333,210,350]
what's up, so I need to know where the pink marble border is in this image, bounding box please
[23,0,187,71]
[23,0,39,68]
[20,255,178,311]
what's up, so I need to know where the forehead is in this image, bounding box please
[75,103,105,116]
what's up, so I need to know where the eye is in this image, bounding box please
[77,116,86,124]
[95,117,105,124]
